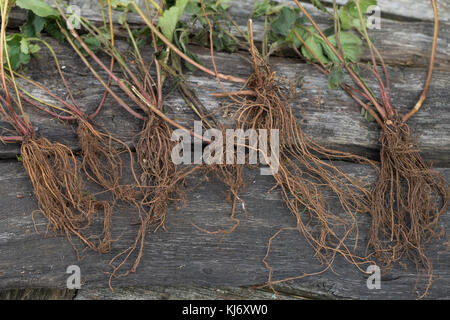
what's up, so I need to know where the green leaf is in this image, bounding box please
[174,29,203,71]
[252,0,277,18]
[285,23,309,48]
[311,0,328,14]
[19,38,41,56]
[300,28,329,64]
[16,0,59,18]
[328,65,345,89]
[82,36,101,53]
[361,107,375,122]
[28,43,41,54]
[75,35,102,56]
[185,1,201,15]
[271,6,297,36]
[130,26,150,48]
[212,30,237,53]
[5,34,32,70]
[339,0,377,30]
[21,11,46,37]
[326,32,363,63]
[20,38,30,55]
[158,0,189,42]
[43,19,66,42]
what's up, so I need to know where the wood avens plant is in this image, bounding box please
[285,0,448,297]
[0,0,121,258]
[52,0,249,286]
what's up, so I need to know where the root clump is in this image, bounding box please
[21,136,113,254]
[77,119,139,204]
[370,118,449,295]
[234,48,376,283]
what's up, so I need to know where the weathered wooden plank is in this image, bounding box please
[0,284,317,300]
[8,1,450,70]
[321,0,450,22]
[74,285,303,300]
[1,1,448,301]
[0,159,449,299]
[60,0,450,22]
[0,288,75,300]
[1,38,449,165]
[227,1,450,69]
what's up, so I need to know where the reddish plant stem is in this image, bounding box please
[358,64,390,111]
[60,26,147,121]
[131,2,247,84]
[19,92,76,121]
[64,26,210,143]
[292,30,382,126]
[403,0,439,122]
[0,93,31,136]
[12,75,83,118]
[0,135,24,142]
[293,0,387,121]
[90,0,117,119]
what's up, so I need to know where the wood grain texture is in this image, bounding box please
[321,0,450,22]
[1,1,449,300]
[1,38,449,165]
[58,0,450,22]
[9,0,450,69]
[0,160,449,299]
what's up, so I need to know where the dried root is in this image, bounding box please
[235,49,376,285]
[108,115,198,284]
[137,115,189,227]
[370,119,449,297]
[77,119,139,203]
[21,136,113,254]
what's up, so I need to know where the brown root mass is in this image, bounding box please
[107,114,248,283]
[77,119,139,203]
[108,115,199,283]
[21,136,113,254]
[137,115,188,228]
[370,119,449,297]
[235,50,377,284]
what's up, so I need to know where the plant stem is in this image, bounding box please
[293,0,387,121]
[403,0,439,122]
[132,2,247,84]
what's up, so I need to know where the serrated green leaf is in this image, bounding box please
[286,25,307,48]
[252,0,277,18]
[74,35,101,56]
[28,43,41,54]
[300,29,329,64]
[185,0,201,15]
[271,6,297,36]
[43,19,66,42]
[174,29,203,71]
[21,11,46,37]
[16,0,59,18]
[82,36,101,53]
[212,31,237,53]
[326,32,363,63]
[361,107,375,122]
[20,38,30,55]
[340,0,377,30]
[5,34,32,70]
[328,65,345,89]
[158,0,189,42]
